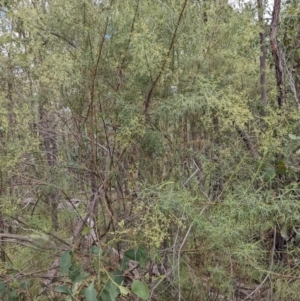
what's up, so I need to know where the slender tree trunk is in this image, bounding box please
[270,0,285,108]
[257,0,267,109]
[0,171,5,262]
[39,105,59,231]
[211,114,223,200]
[293,24,300,106]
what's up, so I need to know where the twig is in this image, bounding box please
[178,223,193,301]
[144,0,188,113]
[183,168,200,187]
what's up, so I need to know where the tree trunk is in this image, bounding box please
[270,0,285,108]
[257,0,267,109]
[0,171,5,263]
[39,105,59,231]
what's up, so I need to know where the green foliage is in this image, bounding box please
[131,280,149,301]
[53,247,150,301]
[60,250,73,275]
[2,0,300,300]
[124,248,147,267]
[84,282,97,301]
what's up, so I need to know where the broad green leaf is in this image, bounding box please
[72,273,90,294]
[124,249,138,261]
[84,281,97,301]
[60,251,72,275]
[68,263,81,281]
[100,280,119,301]
[113,269,124,285]
[8,288,18,301]
[99,289,111,301]
[55,285,72,295]
[74,273,90,283]
[131,280,149,300]
[90,246,101,256]
[137,248,147,267]
[124,248,147,266]
[108,281,119,301]
[120,258,129,271]
[0,281,5,297]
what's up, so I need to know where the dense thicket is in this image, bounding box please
[0,0,300,300]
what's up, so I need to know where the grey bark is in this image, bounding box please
[257,0,267,108]
[270,0,285,108]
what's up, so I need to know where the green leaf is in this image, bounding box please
[120,258,129,271]
[84,281,97,301]
[8,288,18,301]
[68,263,81,281]
[119,285,130,296]
[90,246,101,256]
[72,273,90,294]
[55,285,72,295]
[0,281,5,297]
[124,248,147,267]
[60,251,72,275]
[99,289,111,301]
[288,133,299,140]
[108,281,119,301]
[74,273,90,284]
[131,280,149,300]
[113,269,124,286]
[100,280,119,301]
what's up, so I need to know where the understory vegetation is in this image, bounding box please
[0,0,300,300]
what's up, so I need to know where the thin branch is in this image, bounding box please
[235,125,261,159]
[144,0,188,113]
[178,222,193,301]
